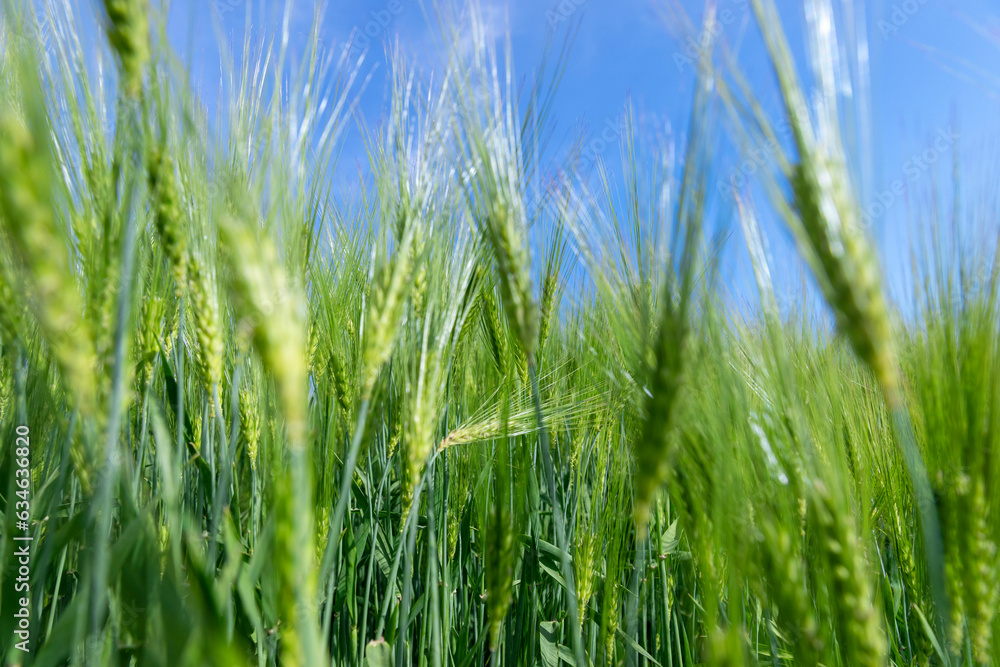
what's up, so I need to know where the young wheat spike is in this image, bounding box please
[755,517,823,664]
[632,285,687,532]
[136,292,165,389]
[362,222,414,399]
[0,252,24,342]
[573,529,598,630]
[186,254,223,401]
[328,346,352,415]
[147,145,188,292]
[484,482,517,652]
[483,378,521,655]
[219,212,309,437]
[733,0,900,404]
[402,342,439,517]
[538,222,567,362]
[481,281,507,374]
[94,264,121,382]
[102,0,149,98]
[239,386,261,471]
[891,504,932,663]
[306,321,322,378]
[812,480,887,667]
[411,238,428,321]
[789,162,899,403]
[218,212,321,667]
[0,68,98,490]
[630,16,710,533]
[964,478,997,662]
[538,272,557,355]
[743,0,949,633]
[483,195,538,363]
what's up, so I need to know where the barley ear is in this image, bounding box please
[136,292,166,391]
[146,145,188,293]
[754,517,823,664]
[328,346,352,415]
[745,0,949,633]
[239,384,261,471]
[483,197,538,363]
[538,273,557,357]
[0,249,24,342]
[362,220,414,399]
[0,64,98,490]
[964,478,997,661]
[186,254,223,403]
[632,282,687,532]
[812,480,887,667]
[218,212,321,667]
[102,0,149,98]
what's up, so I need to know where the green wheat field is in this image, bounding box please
[0,0,998,665]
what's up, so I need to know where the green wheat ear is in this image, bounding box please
[186,253,223,402]
[0,250,24,342]
[720,0,950,636]
[632,281,687,532]
[362,214,415,399]
[102,0,149,98]
[0,64,99,490]
[727,1,902,405]
[239,384,261,471]
[753,516,824,664]
[631,68,708,534]
[218,210,321,667]
[789,160,900,406]
[147,145,188,293]
[328,346,352,414]
[483,196,538,362]
[218,210,311,437]
[811,479,887,667]
[136,292,166,390]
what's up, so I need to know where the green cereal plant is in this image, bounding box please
[146,145,189,292]
[185,253,223,402]
[218,209,322,667]
[0,49,99,488]
[101,0,149,98]
[811,479,887,667]
[631,47,710,534]
[3,1,1000,666]
[719,0,950,635]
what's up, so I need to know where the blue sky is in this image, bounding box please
[163,0,1000,317]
